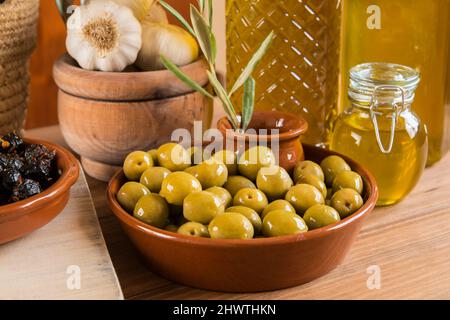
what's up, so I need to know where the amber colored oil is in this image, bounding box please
[340,0,450,166]
[226,0,342,147]
[331,108,428,206]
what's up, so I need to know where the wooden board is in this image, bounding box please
[0,166,123,300]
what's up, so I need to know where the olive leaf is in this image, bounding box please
[207,71,240,129]
[208,0,213,28]
[241,77,255,131]
[190,5,215,65]
[159,0,195,36]
[197,0,205,13]
[55,0,73,23]
[229,31,275,96]
[161,55,214,99]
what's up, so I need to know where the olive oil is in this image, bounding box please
[331,109,428,206]
[226,0,341,147]
[340,0,450,165]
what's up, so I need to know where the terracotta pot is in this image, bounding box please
[107,145,378,292]
[53,54,213,182]
[0,139,79,245]
[217,110,308,174]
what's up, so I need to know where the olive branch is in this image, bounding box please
[158,0,274,131]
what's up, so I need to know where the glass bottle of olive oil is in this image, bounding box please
[340,0,450,166]
[332,63,428,206]
[226,0,342,147]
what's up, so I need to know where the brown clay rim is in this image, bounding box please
[0,139,80,218]
[54,53,209,80]
[217,111,309,142]
[107,145,378,248]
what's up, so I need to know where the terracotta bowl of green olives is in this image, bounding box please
[107,143,378,292]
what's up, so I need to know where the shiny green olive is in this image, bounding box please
[147,149,159,166]
[183,191,225,224]
[208,212,254,239]
[330,188,364,219]
[238,146,276,181]
[156,143,191,172]
[160,171,202,206]
[117,182,150,213]
[223,175,256,197]
[177,222,209,237]
[303,204,341,230]
[139,167,171,193]
[320,155,351,187]
[212,149,238,176]
[233,188,269,214]
[123,151,154,181]
[295,174,327,199]
[206,187,232,208]
[187,146,205,165]
[285,184,325,215]
[192,159,228,188]
[133,194,169,228]
[226,206,262,234]
[332,171,364,194]
[262,210,308,237]
[261,199,296,220]
[294,160,325,182]
[256,166,293,200]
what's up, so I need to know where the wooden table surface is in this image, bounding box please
[26,126,450,300]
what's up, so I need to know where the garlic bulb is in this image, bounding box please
[66,1,142,72]
[144,3,168,24]
[136,22,199,71]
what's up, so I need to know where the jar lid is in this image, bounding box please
[349,62,420,106]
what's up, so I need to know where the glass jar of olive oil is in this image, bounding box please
[331,63,428,206]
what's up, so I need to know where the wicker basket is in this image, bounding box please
[0,0,39,135]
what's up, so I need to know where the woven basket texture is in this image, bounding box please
[0,0,39,134]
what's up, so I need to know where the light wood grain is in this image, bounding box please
[25,125,450,300]
[0,163,123,300]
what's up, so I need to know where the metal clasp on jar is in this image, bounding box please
[369,85,406,154]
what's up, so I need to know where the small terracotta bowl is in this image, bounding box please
[0,139,79,245]
[217,111,308,174]
[107,145,378,292]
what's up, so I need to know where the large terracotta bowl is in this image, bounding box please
[107,145,378,292]
[0,139,79,245]
[217,111,308,174]
[53,54,212,182]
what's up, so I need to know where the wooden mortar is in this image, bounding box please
[53,54,212,182]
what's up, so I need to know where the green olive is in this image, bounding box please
[295,174,327,199]
[261,199,296,220]
[139,167,171,193]
[212,149,238,176]
[192,159,228,189]
[285,184,325,215]
[223,175,256,197]
[262,210,308,237]
[156,143,191,172]
[147,149,159,166]
[238,146,276,181]
[177,222,209,237]
[133,194,170,228]
[117,182,150,213]
[256,166,293,200]
[320,155,351,187]
[233,188,269,214]
[183,191,225,224]
[332,171,363,194]
[208,212,254,239]
[123,151,154,181]
[330,188,364,219]
[160,171,202,206]
[293,160,325,182]
[226,206,262,234]
[206,187,232,208]
[303,204,341,230]
[188,146,205,165]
